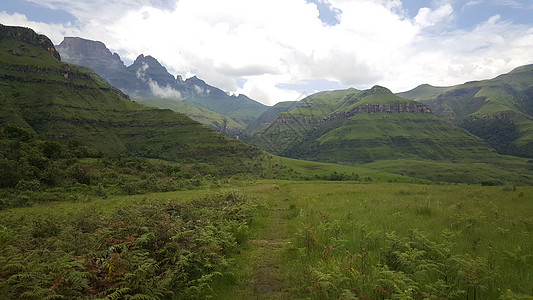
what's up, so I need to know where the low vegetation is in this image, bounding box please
[0,191,261,299]
[3,182,531,299]
[217,182,533,299]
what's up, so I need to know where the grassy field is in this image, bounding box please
[1,181,531,299]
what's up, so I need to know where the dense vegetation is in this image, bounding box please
[0,125,229,209]
[4,182,529,299]
[0,191,261,299]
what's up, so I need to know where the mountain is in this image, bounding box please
[250,85,533,183]
[56,37,268,130]
[251,86,501,163]
[246,100,299,134]
[0,25,261,173]
[398,65,533,158]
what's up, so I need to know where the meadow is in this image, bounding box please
[1,181,531,299]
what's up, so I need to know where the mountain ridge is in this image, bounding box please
[250,86,475,162]
[398,64,533,157]
[1,25,263,174]
[55,37,268,132]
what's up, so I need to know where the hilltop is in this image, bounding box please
[251,85,486,162]
[399,65,533,157]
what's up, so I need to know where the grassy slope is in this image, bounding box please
[314,113,496,163]
[254,86,495,163]
[174,77,269,128]
[251,86,533,184]
[246,100,299,134]
[399,65,533,157]
[397,84,452,101]
[249,89,360,154]
[134,97,248,139]
[0,26,260,170]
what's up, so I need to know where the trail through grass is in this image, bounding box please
[213,184,307,299]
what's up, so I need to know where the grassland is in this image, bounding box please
[1,181,531,299]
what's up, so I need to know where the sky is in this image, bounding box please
[1,0,533,105]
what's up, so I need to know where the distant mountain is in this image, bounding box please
[246,100,299,134]
[398,65,533,157]
[250,86,499,164]
[56,37,268,130]
[0,25,261,173]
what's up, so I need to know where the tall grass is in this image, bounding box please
[270,182,533,299]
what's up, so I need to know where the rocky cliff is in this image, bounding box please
[56,37,127,82]
[0,24,60,60]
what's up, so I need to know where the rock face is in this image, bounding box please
[56,37,127,82]
[273,101,432,125]
[0,24,61,60]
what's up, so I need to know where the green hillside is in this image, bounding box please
[246,100,299,134]
[134,97,248,139]
[251,86,533,184]
[399,65,533,157]
[0,25,260,170]
[249,88,360,154]
[251,86,492,163]
[179,76,269,128]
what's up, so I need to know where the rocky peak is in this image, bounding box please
[129,54,176,85]
[185,76,207,86]
[56,37,124,66]
[0,24,61,60]
[132,54,159,66]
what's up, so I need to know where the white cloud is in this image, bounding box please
[414,4,454,28]
[0,12,83,43]
[149,80,182,99]
[3,0,533,104]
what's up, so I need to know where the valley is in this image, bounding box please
[1,23,533,299]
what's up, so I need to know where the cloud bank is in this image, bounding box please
[2,0,533,105]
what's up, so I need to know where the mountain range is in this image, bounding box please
[248,85,533,183]
[56,37,268,137]
[0,24,262,174]
[3,24,533,184]
[250,86,493,162]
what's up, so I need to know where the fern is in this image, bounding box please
[102,287,131,300]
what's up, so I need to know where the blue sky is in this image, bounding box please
[2,0,533,105]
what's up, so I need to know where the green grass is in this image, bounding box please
[1,181,532,299]
[364,158,533,185]
[221,181,533,299]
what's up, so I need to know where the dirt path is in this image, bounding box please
[215,187,298,299]
[246,204,293,299]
